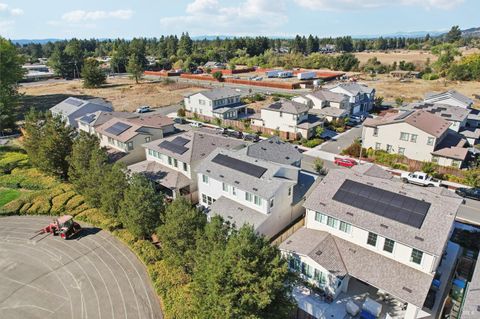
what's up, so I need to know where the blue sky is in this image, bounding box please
[0,0,477,39]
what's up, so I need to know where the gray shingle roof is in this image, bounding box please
[194,88,240,101]
[279,227,433,308]
[127,160,190,190]
[424,90,474,107]
[197,147,298,199]
[307,90,348,103]
[209,196,268,230]
[143,131,245,164]
[332,83,374,95]
[404,102,470,123]
[303,167,461,256]
[264,100,310,115]
[246,136,302,166]
[461,255,480,319]
[309,107,348,118]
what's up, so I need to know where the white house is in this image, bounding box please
[76,111,139,134]
[50,97,113,128]
[127,131,244,202]
[403,102,470,133]
[280,165,462,319]
[362,110,469,168]
[251,100,324,140]
[293,90,350,121]
[184,88,246,120]
[195,144,316,239]
[424,90,474,109]
[329,83,375,114]
[95,114,175,165]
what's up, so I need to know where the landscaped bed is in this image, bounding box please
[0,188,20,207]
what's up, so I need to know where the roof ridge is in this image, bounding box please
[331,235,349,274]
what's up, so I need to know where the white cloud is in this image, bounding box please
[294,0,464,11]
[160,0,287,36]
[0,3,24,15]
[61,9,133,23]
[10,8,23,16]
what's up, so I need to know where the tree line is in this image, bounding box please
[21,112,296,318]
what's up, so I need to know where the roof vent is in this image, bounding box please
[399,191,407,195]
[349,248,356,254]
[414,236,425,242]
[367,182,374,186]
[253,187,258,191]
[319,202,326,206]
[346,212,354,216]
[219,174,224,178]
[201,153,205,156]
[234,181,240,184]
[227,215,233,219]
[286,156,290,160]
[315,250,323,256]
[380,224,389,229]
[261,147,267,151]
[402,287,412,293]
[206,169,211,173]
[238,207,243,212]
[286,240,292,244]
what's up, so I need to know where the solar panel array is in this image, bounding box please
[79,114,96,123]
[269,103,283,110]
[159,141,188,154]
[105,122,132,136]
[171,137,190,146]
[212,154,267,178]
[332,179,430,229]
[65,98,83,107]
[395,110,414,120]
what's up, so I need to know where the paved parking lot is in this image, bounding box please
[0,216,162,319]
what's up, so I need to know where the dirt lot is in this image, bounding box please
[19,76,205,114]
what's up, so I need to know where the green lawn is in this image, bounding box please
[0,188,21,207]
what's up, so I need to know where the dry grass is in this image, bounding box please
[20,77,205,113]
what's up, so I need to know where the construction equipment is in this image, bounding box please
[39,215,82,240]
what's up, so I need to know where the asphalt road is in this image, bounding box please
[0,216,162,319]
[318,126,362,154]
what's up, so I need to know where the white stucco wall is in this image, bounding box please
[259,109,308,134]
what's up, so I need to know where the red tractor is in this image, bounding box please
[41,215,82,239]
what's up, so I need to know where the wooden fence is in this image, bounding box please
[271,217,305,246]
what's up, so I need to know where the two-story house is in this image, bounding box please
[95,114,175,165]
[50,97,113,128]
[279,165,462,319]
[329,83,375,114]
[76,111,139,134]
[251,100,324,140]
[293,90,350,121]
[184,88,246,120]
[127,131,245,202]
[362,110,468,167]
[424,90,474,109]
[196,145,316,238]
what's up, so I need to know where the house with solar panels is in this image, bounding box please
[184,88,246,120]
[424,90,474,109]
[94,114,174,165]
[363,110,469,168]
[279,164,462,319]
[50,97,113,128]
[128,131,245,202]
[195,144,316,238]
[76,111,139,134]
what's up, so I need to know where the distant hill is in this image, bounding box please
[12,39,63,45]
[460,27,480,38]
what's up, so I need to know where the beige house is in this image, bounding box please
[184,88,246,120]
[95,115,175,165]
[251,100,324,140]
[363,110,468,168]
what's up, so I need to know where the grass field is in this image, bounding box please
[0,188,20,207]
[19,76,205,114]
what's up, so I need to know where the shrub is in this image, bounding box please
[392,163,409,171]
[422,73,439,80]
[113,229,137,246]
[177,108,186,117]
[421,161,438,174]
[51,190,77,213]
[133,240,162,264]
[303,138,324,148]
[64,195,85,211]
[0,151,28,173]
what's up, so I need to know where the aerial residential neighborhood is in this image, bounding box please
[1,1,480,319]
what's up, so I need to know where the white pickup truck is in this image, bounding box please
[400,171,441,187]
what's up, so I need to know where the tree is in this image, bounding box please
[313,158,327,175]
[48,44,75,78]
[119,173,164,238]
[374,96,384,108]
[81,58,106,88]
[315,126,324,138]
[0,37,26,133]
[332,53,359,71]
[445,25,462,43]
[81,147,109,207]
[127,53,144,84]
[156,197,207,273]
[68,131,101,190]
[395,97,404,107]
[100,163,128,217]
[212,71,223,81]
[421,162,438,175]
[431,44,461,76]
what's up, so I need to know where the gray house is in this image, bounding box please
[50,97,113,128]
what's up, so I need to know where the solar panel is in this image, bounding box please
[212,154,267,178]
[332,179,430,228]
[171,137,190,146]
[269,103,283,110]
[159,141,188,154]
[395,110,414,120]
[79,114,96,123]
[65,98,83,107]
[441,114,452,118]
[105,122,132,136]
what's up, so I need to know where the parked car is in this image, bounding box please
[136,106,151,113]
[243,133,260,142]
[216,127,227,134]
[455,187,480,201]
[174,117,187,124]
[190,121,203,128]
[346,120,359,127]
[401,171,441,187]
[334,158,357,168]
[226,130,243,139]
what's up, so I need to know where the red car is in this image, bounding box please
[334,158,357,168]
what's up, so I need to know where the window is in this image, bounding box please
[148,149,153,156]
[222,182,228,192]
[410,134,418,143]
[398,147,405,155]
[400,132,410,141]
[452,160,461,168]
[289,256,301,272]
[375,143,381,150]
[386,144,393,152]
[367,232,378,247]
[301,262,314,278]
[254,195,262,206]
[183,162,188,172]
[232,187,236,196]
[427,137,435,146]
[411,249,423,265]
[108,137,114,144]
[315,212,327,224]
[202,194,207,204]
[201,194,214,205]
[145,136,151,143]
[168,156,173,165]
[432,156,439,163]
[202,174,209,184]
[383,239,395,253]
[327,216,338,228]
[127,141,134,151]
[199,99,205,105]
[173,159,178,168]
[279,112,283,118]
[339,221,351,234]
[270,198,274,208]
[288,187,292,196]
[245,192,253,202]
[373,128,378,137]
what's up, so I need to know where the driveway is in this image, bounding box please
[318,126,362,154]
[0,216,162,319]
[457,199,480,226]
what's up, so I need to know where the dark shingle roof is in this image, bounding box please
[246,136,302,166]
